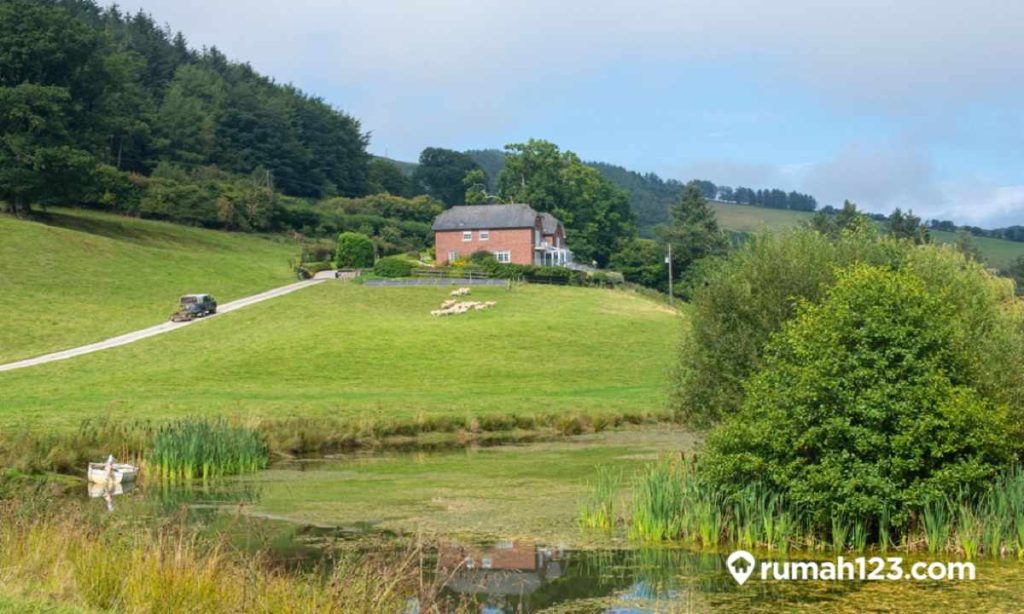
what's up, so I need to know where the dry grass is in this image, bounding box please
[0,498,465,613]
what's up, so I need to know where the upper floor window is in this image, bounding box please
[479,230,489,241]
[462,231,472,242]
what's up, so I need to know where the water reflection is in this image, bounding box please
[438,540,731,612]
[87,480,135,511]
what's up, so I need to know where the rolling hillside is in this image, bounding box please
[0,209,299,363]
[710,202,1024,269]
[0,283,681,428]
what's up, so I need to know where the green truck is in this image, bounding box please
[170,294,218,322]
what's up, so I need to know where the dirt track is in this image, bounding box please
[0,279,324,373]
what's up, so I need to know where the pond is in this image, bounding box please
[85,427,1024,612]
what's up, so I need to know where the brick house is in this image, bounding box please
[432,204,572,266]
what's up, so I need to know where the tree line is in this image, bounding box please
[1,0,369,220]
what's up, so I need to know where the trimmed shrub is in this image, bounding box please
[373,255,415,278]
[335,231,374,268]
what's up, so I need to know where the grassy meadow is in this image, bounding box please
[709,201,816,233]
[0,208,298,363]
[0,282,681,430]
[710,201,1024,268]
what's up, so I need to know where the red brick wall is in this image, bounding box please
[435,227,536,265]
[541,225,564,247]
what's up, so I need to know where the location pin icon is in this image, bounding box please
[726,550,756,586]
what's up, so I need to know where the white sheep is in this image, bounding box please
[429,297,497,316]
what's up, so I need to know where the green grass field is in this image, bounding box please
[0,209,299,363]
[0,283,681,429]
[710,201,1024,269]
[710,201,816,233]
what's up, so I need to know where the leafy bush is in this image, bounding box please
[467,250,496,265]
[373,255,415,278]
[335,231,374,268]
[674,227,910,426]
[700,264,1024,529]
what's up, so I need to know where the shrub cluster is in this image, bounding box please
[673,228,1024,539]
[373,255,415,278]
[335,231,375,268]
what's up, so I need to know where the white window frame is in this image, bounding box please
[479,230,489,241]
[495,250,511,263]
[462,231,472,242]
[447,250,459,262]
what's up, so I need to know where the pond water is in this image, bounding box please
[86,428,1024,613]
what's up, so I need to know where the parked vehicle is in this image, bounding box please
[170,293,217,322]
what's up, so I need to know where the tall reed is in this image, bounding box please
[583,459,1024,557]
[630,458,686,542]
[149,418,268,481]
[578,466,623,530]
[921,499,951,555]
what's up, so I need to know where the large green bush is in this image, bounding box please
[700,263,1024,529]
[674,227,911,426]
[373,255,414,278]
[334,231,374,268]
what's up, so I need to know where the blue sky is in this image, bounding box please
[119,0,1024,227]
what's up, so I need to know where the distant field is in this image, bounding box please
[0,209,298,363]
[928,230,1024,269]
[0,283,680,428]
[710,202,1024,269]
[710,201,816,233]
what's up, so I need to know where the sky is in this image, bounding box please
[116,1,1024,227]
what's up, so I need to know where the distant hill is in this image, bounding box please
[463,149,506,191]
[373,156,418,177]
[586,162,685,234]
[463,149,685,234]
[709,202,1024,269]
[418,150,1024,259]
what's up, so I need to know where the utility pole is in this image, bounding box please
[666,243,674,305]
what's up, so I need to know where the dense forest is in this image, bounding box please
[1,0,369,222]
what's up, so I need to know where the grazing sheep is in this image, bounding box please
[429,298,497,316]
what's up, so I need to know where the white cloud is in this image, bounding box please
[113,1,1024,226]
[118,0,1024,106]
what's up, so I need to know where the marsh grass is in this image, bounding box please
[0,409,673,483]
[630,459,687,542]
[0,498,465,613]
[578,466,624,530]
[0,418,151,474]
[922,499,951,555]
[150,418,268,481]
[583,459,1024,557]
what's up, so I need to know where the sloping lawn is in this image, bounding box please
[0,283,681,428]
[0,208,298,363]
